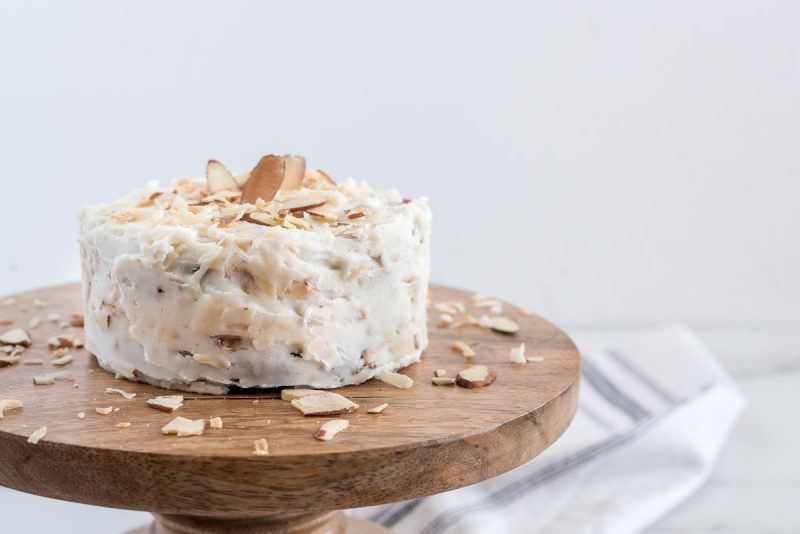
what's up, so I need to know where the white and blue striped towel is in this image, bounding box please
[351,324,746,534]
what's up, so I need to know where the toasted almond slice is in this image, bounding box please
[115,422,131,429]
[307,205,339,222]
[367,403,388,414]
[241,155,286,204]
[253,438,270,456]
[192,352,231,369]
[70,313,85,327]
[489,316,519,334]
[290,391,359,416]
[0,328,31,347]
[146,395,184,413]
[451,340,475,358]
[0,399,23,418]
[510,342,527,364]
[105,387,136,400]
[279,155,307,191]
[314,419,349,441]
[347,210,365,220]
[209,416,223,429]
[303,168,336,188]
[0,355,20,367]
[27,426,47,444]
[242,211,279,227]
[280,388,321,401]
[33,371,72,385]
[279,193,329,214]
[434,369,447,377]
[95,406,113,415]
[526,355,545,363]
[377,372,414,389]
[161,416,205,437]
[77,412,86,419]
[432,377,456,386]
[456,365,497,388]
[52,354,73,366]
[206,160,238,194]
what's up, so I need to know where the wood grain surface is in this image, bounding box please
[0,283,579,517]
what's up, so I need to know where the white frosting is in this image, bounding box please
[79,177,431,393]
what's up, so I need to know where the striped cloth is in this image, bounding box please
[350,324,745,534]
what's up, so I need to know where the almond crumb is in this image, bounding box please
[161,417,205,437]
[52,354,73,366]
[77,412,86,420]
[27,426,47,444]
[489,316,520,335]
[253,438,270,456]
[209,417,223,429]
[451,340,475,358]
[314,419,349,441]
[105,387,136,400]
[510,342,527,364]
[367,403,389,414]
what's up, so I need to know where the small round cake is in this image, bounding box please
[79,155,431,393]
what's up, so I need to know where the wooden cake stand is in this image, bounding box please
[0,284,579,534]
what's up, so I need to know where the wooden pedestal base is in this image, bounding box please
[127,512,391,534]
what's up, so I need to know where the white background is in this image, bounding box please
[1,2,799,533]
[1,0,798,326]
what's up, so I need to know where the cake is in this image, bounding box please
[79,155,431,393]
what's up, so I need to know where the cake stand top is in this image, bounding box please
[0,283,579,517]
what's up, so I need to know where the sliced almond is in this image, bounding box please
[377,372,414,389]
[70,313,85,327]
[0,355,20,367]
[279,155,306,191]
[105,387,136,400]
[314,419,349,441]
[206,160,238,194]
[115,422,131,429]
[27,426,47,444]
[279,193,329,214]
[451,340,475,358]
[456,365,497,388]
[33,371,72,385]
[192,352,231,369]
[146,395,184,413]
[253,438,270,456]
[510,342,527,364]
[432,377,456,386]
[77,412,86,420]
[526,355,545,363]
[489,317,519,335]
[0,328,31,347]
[95,406,113,415]
[0,399,23,418]
[307,205,339,222]
[209,416,223,429]
[280,388,321,401]
[161,416,205,437]
[303,168,336,188]
[240,155,286,204]
[434,369,447,377]
[242,211,279,227]
[347,210,365,220]
[52,354,73,366]
[290,391,359,416]
[367,403,388,414]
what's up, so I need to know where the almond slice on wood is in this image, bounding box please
[146,395,184,413]
[33,371,73,385]
[432,377,456,386]
[105,387,136,400]
[434,369,447,377]
[510,342,527,364]
[0,328,31,347]
[209,417,223,429]
[0,355,20,367]
[0,399,23,418]
[253,438,270,456]
[280,388,321,401]
[27,426,47,444]
[115,422,131,429]
[367,403,388,414]
[206,160,238,194]
[451,340,475,358]
[279,155,306,191]
[241,155,286,204]
[290,391,359,416]
[279,193,329,214]
[456,365,497,388]
[161,416,206,437]
[377,372,414,389]
[95,406,113,415]
[489,316,519,334]
[526,355,545,363]
[52,354,73,366]
[314,419,349,441]
[192,352,231,369]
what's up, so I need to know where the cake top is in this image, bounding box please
[80,154,420,242]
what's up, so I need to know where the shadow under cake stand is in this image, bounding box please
[0,283,580,534]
